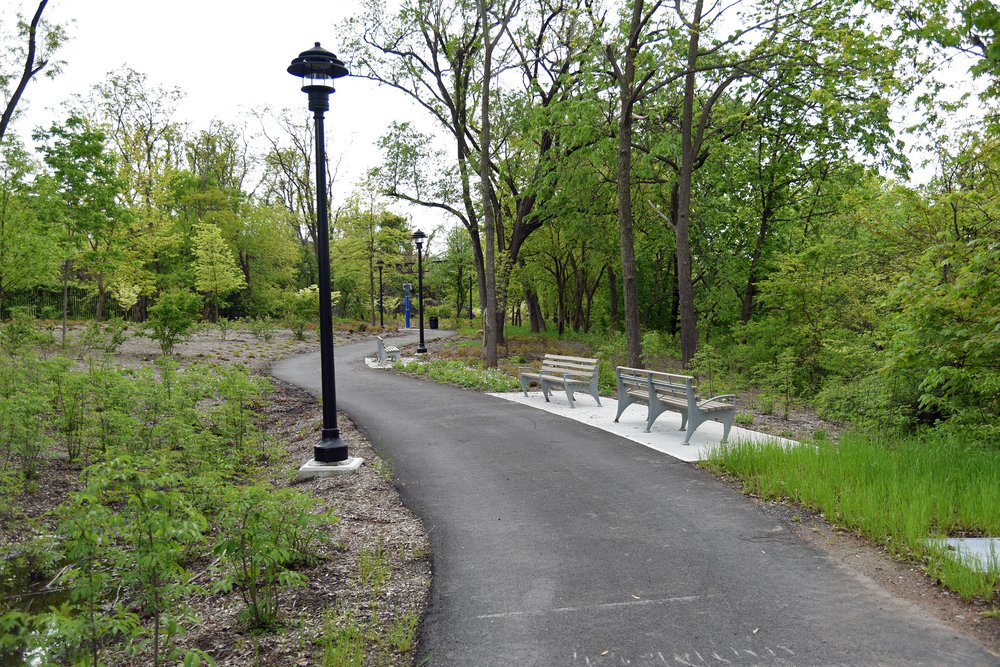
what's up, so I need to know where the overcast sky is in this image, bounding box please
[8,0,441,228]
[6,0,989,212]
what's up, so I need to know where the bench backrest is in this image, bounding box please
[540,354,599,379]
[616,366,698,409]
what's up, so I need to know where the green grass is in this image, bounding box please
[704,431,1000,601]
[393,359,520,392]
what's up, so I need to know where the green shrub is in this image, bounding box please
[284,286,319,341]
[213,485,333,631]
[146,289,202,355]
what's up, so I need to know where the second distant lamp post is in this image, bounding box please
[376,258,384,327]
[287,42,349,464]
[412,229,428,353]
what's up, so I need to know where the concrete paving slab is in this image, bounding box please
[934,538,1000,573]
[489,390,796,462]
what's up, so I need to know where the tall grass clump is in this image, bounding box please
[705,430,1000,601]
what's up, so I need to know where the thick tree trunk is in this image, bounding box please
[96,281,106,321]
[614,0,645,368]
[480,0,498,367]
[674,0,704,367]
[525,286,546,332]
[617,78,642,366]
[741,199,773,323]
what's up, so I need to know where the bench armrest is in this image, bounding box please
[699,394,736,406]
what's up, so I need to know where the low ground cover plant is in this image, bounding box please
[0,320,342,665]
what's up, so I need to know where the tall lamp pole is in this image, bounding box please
[288,43,350,466]
[376,258,384,328]
[412,230,428,353]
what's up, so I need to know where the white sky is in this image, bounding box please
[6,0,990,209]
[7,0,442,229]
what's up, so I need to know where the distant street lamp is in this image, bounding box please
[288,42,351,468]
[376,258,384,328]
[412,230,428,353]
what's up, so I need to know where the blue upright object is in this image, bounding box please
[404,283,412,329]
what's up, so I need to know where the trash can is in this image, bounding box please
[429,316,439,330]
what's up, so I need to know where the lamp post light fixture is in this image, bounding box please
[288,42,360,477]
[376,258,384,328]
[411,229,428,353]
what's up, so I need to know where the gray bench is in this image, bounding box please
[614,366,735,443]
[518,354,601,408]
[374,335,401,364]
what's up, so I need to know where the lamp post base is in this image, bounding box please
[296,456,364,481]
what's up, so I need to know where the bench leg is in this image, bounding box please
[683,415,698,444]
[646,402,671,433]
[565,387,576,408]
[519,378,531,397]
[540,380,551,402]
[613,395,633,423]
[719,411,734,443]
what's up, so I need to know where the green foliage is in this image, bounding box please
[320,611,365,667]
[284,285,318,341]
[889,235,1000,430]
[192,222,245,321]
[395,359,520,392]
[213,485,332,631]
[79,318,128,368]
[247,317,277,342]
[146,288,202,355]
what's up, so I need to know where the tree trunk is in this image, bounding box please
[525,286,546,332]
[0,1,50,145]
[674,0,704,367]
[614,0,645,368]
[96,273,106,321]
[480,0,498,367]
[741,196,773,323]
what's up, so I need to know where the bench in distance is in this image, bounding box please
[374,335,401,364]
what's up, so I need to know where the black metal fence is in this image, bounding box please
[1,288,135,321]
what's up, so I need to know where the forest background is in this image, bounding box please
[2,0,998,438]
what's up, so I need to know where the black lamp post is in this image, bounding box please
[412,230,428,353]
[288,42,349,464]
[376,258,384,328]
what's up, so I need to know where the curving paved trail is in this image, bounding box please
[273,331,998,667]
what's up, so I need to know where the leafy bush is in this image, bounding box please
[146,289,202,355]
[284,285,319,341]
[213,485,334,631]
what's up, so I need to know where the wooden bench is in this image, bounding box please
[614,366,736,444]
[518,354,601,408]
[374,335,401,364]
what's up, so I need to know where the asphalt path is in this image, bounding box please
[273,330,998,667]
